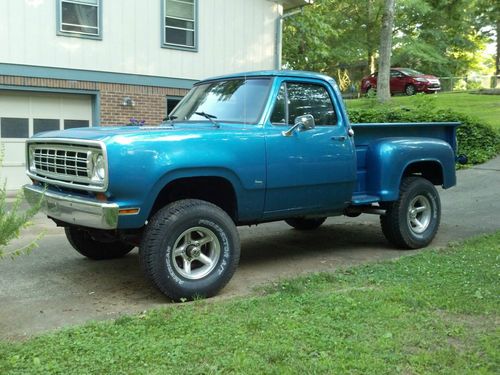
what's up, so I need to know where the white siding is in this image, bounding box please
[0,0,279,80]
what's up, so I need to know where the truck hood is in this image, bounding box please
[30,122,245,142]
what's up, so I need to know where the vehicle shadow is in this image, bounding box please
[0,221,408,339]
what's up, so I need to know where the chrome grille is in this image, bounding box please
[27,142,106,191]
[33,148,90,178]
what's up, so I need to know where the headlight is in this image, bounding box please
[91,153,106,182]
[28,146,36,172]
[415,78,428,83]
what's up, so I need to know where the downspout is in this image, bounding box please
[275,6,305,70]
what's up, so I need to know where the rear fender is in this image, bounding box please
[365,137,456,201]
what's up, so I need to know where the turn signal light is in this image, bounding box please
[96,193,107,202]
[119,208,140,215]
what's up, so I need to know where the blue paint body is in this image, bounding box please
[31,70,460,229]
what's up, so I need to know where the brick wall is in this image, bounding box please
[0,75,189,126]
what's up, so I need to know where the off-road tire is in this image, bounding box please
[380,177,441,249]
[65,227,134,260]
[139,199,240,301]
[285,217,327,231]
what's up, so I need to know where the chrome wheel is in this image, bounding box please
[380,177,441,249]
[171,226,221,280]
[407,195,431,234]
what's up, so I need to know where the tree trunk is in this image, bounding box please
[496,19,499,77]
[366,0,376,74]
[377,0,395,103]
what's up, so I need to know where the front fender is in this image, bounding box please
[104,128,266,229]
[365,137,456,201]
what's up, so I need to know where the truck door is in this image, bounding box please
[263,79,356,218]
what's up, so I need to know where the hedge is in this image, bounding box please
[347,106,500,165]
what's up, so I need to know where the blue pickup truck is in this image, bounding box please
[24,70,461,300]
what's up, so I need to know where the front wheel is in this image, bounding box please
[65,227,134,260]
[140,199,240,301]
[405,84,416,96]
[380,177,441,249]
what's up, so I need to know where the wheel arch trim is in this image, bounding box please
[142,167,244,221]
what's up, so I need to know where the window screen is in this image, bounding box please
[60,0,100,37]
[0,118,29,138]
[34,119,60,135]
[164,0,196,48]
[64,120,90,129]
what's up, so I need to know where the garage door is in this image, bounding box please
[0,91,93,191]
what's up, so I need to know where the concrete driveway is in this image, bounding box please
[1,157,499,340]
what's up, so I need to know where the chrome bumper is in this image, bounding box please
[23,184,119,230]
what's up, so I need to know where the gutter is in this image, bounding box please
[275,4,311,70]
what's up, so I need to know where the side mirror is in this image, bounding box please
[282,114,316,137]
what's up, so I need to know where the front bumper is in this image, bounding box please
[415,82,441,92]
[423,86,441,92]
[23,184,119,230]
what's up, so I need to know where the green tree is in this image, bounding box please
[474,0,500,75]
[282,0,494,82]
[283,0,384,79]
[392,0,494,76]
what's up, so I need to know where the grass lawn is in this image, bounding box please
[1,233,499,374]
[345,92,500,129]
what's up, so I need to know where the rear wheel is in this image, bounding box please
[285,217,327,231]
[140,199,240,301]
[380,177,440,249]
[65,227,134,260]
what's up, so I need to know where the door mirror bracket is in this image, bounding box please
[282,114,316,137]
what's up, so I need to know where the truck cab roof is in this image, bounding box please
[197,70,333,84]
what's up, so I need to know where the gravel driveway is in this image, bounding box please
[1,157,499,340]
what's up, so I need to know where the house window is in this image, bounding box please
[58,0,101,39]
[64,120,90,129]
[163,0,197,50]
[0,118,29,138]
[166,96,183,116]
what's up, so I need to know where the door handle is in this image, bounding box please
[331,136,346,142]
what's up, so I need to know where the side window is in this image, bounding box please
[287,83,337,126]
[270,84,287,125]
[390,70,402,78]
[58,0,101,39]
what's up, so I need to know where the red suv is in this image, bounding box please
[361,68,441,96]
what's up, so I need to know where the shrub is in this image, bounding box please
[347,100,500,165]
[0,149,42,259]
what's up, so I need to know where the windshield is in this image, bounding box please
[171,78,271,124]
[398,68,424,77]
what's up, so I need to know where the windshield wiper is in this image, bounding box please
[194,111,220,128]
[162,114,177,126]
